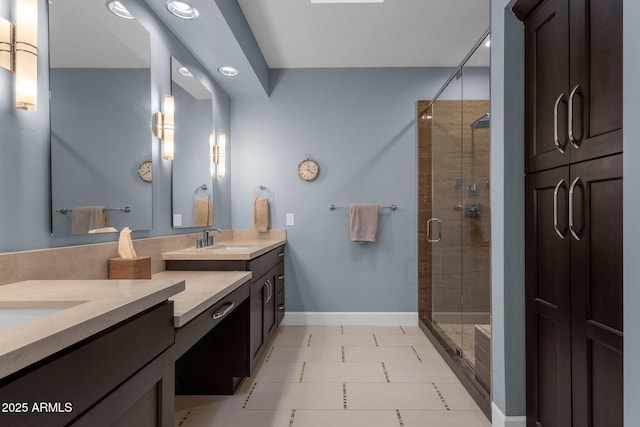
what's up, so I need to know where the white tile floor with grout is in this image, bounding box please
[175,325,491,427]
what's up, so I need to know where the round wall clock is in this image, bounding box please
[297,156,319,182]
[137,160,152,183]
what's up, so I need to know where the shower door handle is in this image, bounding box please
[427,218,442,243]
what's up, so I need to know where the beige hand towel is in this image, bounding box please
[194,196,213,227]
[72,206,109,235]
[350,203,379,243]
[254,197,269,233]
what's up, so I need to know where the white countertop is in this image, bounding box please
[162,238,286,261]
[0,279,185,379]
[153,270,252,327]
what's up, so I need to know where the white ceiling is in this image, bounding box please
[237,0,490,69]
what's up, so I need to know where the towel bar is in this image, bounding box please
[329,204,397,211]
[56,207,131,215]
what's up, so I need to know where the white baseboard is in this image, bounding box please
[492,402,526,427]
[281,312,418,326]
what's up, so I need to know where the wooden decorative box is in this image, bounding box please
[108,256,152,280]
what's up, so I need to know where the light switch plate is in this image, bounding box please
[286,213,295,226]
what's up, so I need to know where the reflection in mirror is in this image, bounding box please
[49,1,152,235]
[170,57,214,228]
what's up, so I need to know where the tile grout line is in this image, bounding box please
[411,345,423,362]
[399,325,406,334]
[382,361,391,383]
[342,383,348,409]
[265,346,275,362]
[432,382,451,411]
[372,333,379,347]
[288,409,296,427]
[395,409,405,426]
[176,410,191,426]
[307,333,312,347]
[341,325,344,334]
[242,382,258,409]
[341,346,345,363]
[299,362,306,383]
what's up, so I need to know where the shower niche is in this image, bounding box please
[418,31,491,413]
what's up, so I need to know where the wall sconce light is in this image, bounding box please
[153,95,175,160]
[0,0,38,111]
[209,133,215,177]
[212,132,226,178]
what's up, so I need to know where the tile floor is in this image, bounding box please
[175,325,491,427]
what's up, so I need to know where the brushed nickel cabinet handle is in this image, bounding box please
[264,280,272,303]
[568,85,581,149]
[278,252,285,257]
[278,275,284,280]
[554,93,567,154]
[553,179,567,239]
[212,302,235,320]
[569,177,582,241]
[278,304,285,311]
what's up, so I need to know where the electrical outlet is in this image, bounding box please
[286,213,294,226]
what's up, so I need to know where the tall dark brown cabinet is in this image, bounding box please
[513,0,623,426]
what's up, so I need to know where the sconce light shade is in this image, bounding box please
[217,132,226,178]
[1,0,38,111]
[154,95,175,160]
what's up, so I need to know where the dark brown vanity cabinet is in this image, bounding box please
[0,302,175,427]
[515,0,623,426]
[166,245,286,374]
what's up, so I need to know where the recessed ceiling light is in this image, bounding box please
[178,66,193,77]
[166,1,200,20]
[310,0,384,3]
[218,66,239,77]
[106,1,135,19]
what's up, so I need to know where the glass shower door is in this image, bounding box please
[429,75,464,355]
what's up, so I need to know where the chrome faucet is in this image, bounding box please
[200,228,222,247]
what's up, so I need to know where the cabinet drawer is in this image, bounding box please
[0,302,174,427]
[173,281,250,358]
[249,246,285,280]
[274,263,285,295]
[277,289,285,325]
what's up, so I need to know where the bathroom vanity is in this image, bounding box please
[0,279,184,426]
[163,230,286,373]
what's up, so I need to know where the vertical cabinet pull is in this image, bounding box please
[554,93,567,153]
[569,177,582,241]
[427,218,442,243]
[553,179,567,239]
[263,280,272,304]
[568,85,581,149]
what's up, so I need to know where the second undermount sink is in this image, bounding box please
[0,307,68,333]
[206,245,254,251]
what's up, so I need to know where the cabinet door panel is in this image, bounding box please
[569,0,622,163]
[250,280,265,362]
[570,154,623,427]
[525,0,570,173]
[525,167,572,427]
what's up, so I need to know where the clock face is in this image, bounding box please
[298,159,319,181]
[138,160,152,183]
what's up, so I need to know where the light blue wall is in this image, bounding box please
[623,0,640,423]
[231,67,488,313]
[490,0,526,418]
[0,0,232,253]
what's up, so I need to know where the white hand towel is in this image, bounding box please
[349,203,379,243]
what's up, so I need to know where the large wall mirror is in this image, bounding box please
[170,57,214,228]
[49,1,152,236]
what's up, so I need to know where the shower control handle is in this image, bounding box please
[427,218,442,243]
[553,93,567,154]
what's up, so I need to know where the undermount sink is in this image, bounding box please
[206,245,254,251]
[0,307,68,333]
